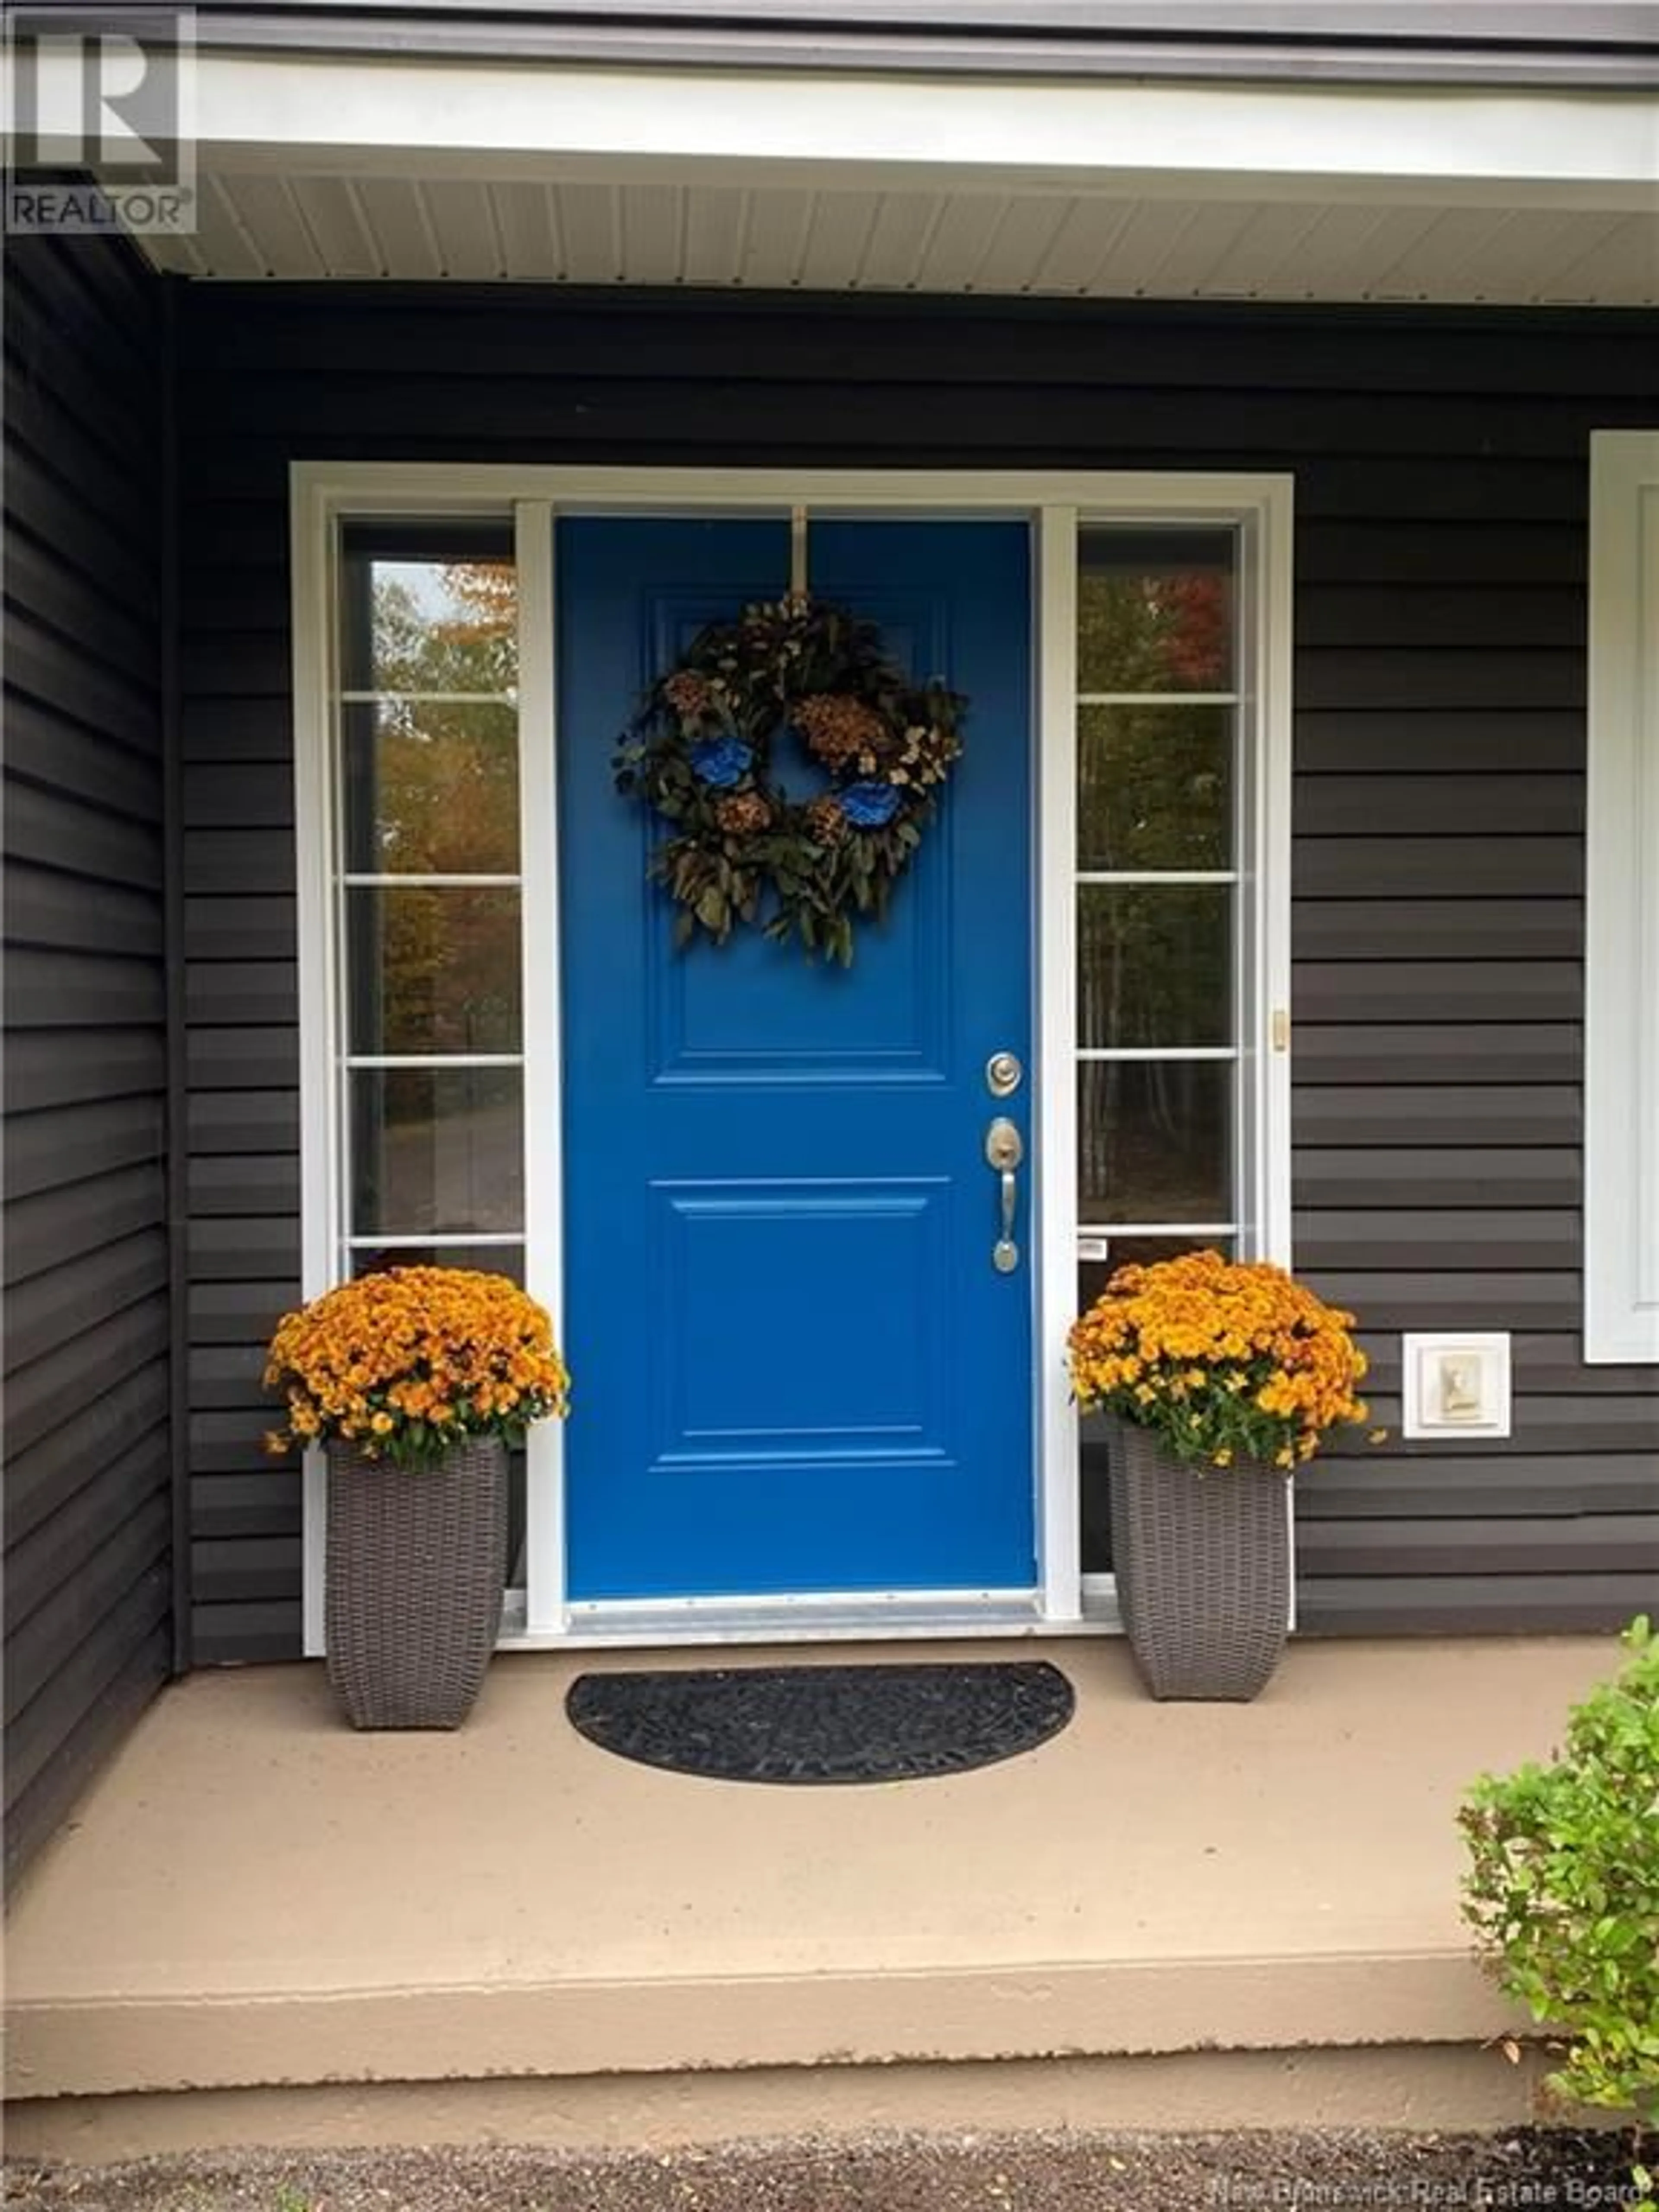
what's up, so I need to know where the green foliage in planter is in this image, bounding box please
[1461,1615,1659,2149]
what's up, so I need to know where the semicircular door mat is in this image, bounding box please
[564,1660,1075,1784]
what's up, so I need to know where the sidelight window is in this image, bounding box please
[1068,519,1289,1583]
[333,523,527,1283]
[1075,528,1243,1301]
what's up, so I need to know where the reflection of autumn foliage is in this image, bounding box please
[1075,547,1236,1225]
[354,563,521,1057]
[362,696,518,875]
[1159,574,1228,690]
[372,887,521,1056]
[439,561,516,650]
[370,562,517,694]
[1079,558,1231,696]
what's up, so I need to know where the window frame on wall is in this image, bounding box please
[1585,430,1659,1364]
[292,465,1293,1648]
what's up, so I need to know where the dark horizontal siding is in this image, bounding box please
[175,287,1659,1655]
[3,234,173,1880]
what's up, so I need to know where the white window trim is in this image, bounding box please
[290,464,1293,1652]
[1585,431,1659,1365]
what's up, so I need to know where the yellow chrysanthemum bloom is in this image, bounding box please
[1066,1248,1370,1474]
[264,1266,571,1472]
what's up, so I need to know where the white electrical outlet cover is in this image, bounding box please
[1400,1331,1512,1440]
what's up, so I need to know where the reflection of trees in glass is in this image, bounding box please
[371,560,517,694]
[1076,551,1236,1227]
[350,694,519,877]
[356,888,522,1057]
[361,566,519,871]
[349,562,522,1067]
[1079,1062,1228,1222]
[1080,885,1229,1049]
[1078,563,1230,695]
[351,1067,524,1237]
[1078,706,1230,871]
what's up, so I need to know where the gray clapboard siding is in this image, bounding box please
[1292,1024,1581,1085]
[191,1597,302,1665]
[3,233,172,1880]
[1300,1515,1659,1578]
[173,287,1659,1650]
[1295,1149,1578,1210]
[5,1098,168,1201]
[191,1343,272,1407]
[1294,710,1585,773]
[192,1472,304,1539]
[1292,900,1582,961]
[4,695,169,821]
[1293,1085,1582,1148]
[1306,1455,1659,1519]
[1300,1576,1657,1635]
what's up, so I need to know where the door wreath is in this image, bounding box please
[613,594,966,966]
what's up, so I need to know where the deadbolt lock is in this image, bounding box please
[986,1051,1023,1098]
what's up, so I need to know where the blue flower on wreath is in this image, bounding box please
[690,735,753,789]
[840,780,902,829]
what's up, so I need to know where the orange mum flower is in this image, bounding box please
[1067,1249,1369,1473]
[264,1267,571,1472]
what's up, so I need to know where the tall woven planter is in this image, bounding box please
[1107,1418,1290,1702]
[324,1437,507,1730]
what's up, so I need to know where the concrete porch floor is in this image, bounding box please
[3,1635,1619,2160]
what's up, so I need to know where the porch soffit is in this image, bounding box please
[127,50,1659,302]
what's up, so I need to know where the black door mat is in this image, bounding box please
[564,1660,1075,1784]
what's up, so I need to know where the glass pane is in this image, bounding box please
[350,1241,524,1284]
[1077,1062,1232,1223]
[1077,704,1233,872]
[350,1067,524,1236]
[1077,885,1232,1048]
[345,886,522,1055]
[1079,1428,1115,1577]
[341,531,517,695]
[1078,528,1235,696]
[343,700,520,876]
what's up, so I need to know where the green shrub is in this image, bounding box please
[1461,1615,1659,2151]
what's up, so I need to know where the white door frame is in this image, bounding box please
[290,463,1294,1653]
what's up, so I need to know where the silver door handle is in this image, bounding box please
[985,1116,1023,1273]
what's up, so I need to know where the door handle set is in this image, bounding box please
[985,1116,1024,1274]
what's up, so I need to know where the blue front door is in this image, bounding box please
[558,517,1034,1602]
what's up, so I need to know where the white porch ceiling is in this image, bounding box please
[148,174,1658,304]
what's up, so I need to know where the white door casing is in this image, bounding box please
[289,465,1294,1653]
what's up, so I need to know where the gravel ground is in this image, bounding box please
[4,2126,1649,2212]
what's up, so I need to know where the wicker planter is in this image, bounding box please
[324,1437,507,1730]
[1106,1418,1290,1702]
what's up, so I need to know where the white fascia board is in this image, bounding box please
[111,54,1659,210]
